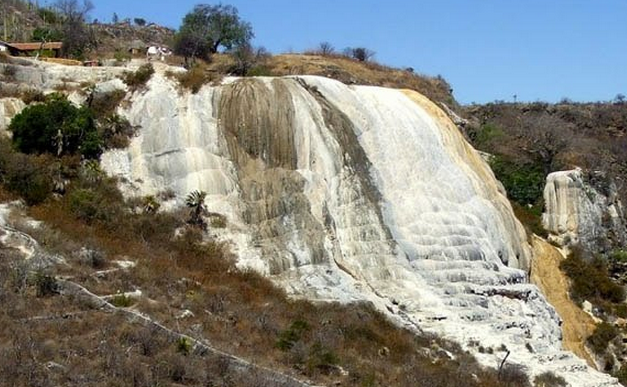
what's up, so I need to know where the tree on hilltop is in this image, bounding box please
[54,0,96,58]
[174,3,253,63]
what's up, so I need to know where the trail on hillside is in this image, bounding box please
[531,236,597,367]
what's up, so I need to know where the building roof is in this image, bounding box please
[6,42,63,51]
[129,39,147,50]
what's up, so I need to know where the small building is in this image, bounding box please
[2,42,63,57]
[128,39,147,55]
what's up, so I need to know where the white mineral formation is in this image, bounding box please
[0,60,618,385]
[0,97,25,135]
[543,168,627,250]
[99,70,618,386]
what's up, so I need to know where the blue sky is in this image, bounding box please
[60,0,627,104]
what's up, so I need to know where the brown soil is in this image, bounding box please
[531,236,597,368]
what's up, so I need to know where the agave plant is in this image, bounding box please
[185,190,207,228]
[142,195,160,214]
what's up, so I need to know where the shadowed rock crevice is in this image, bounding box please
[219,78,297,169]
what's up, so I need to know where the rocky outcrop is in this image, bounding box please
[97,69,620,385]
[543,168,627,252]
[0,97,25,135]
[0,60,620,385]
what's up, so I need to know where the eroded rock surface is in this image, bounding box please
[0,61,619,385]
[543,168,627,251]
[99,71,619,385]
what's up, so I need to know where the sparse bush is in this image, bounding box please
[134,17,147,26]
[176,337,192,355]
[33,271,58,297]
[111,293,134,307]
[533,371,566,387]
[98,113,137,149]
[343,47,375,62]
[610,249,627,262]
[0,141,53,205]
[88,89,126,117]
[277,320,309,350]
[170,66,214,94]
[499,364,531,386]
[614,366,627,385]
[2,64,17,80]
[587,322,618,355]
[317,42,335,56]
[560,248,625,305]
[124,63,154,91]
[210,214,227,228]
[305,342,339,376]
[20,89,46,104]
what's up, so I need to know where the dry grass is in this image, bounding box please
[267,54,455,106]
[166,65,224,94]
[167,53,455,106]
[0,184,523,386]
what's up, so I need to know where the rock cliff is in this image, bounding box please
[543,168,627,252]
[0,60,620,385]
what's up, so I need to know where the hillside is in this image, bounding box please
[1,55,622,386]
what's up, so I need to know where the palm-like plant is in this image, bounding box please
[185,190,207,228]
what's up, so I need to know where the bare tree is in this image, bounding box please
[54,0,95,58]
[343,47,375,62]
[317,42,335,56]
[515,114,575,174]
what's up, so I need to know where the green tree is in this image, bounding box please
[174,3,253,62]
[8,94,101,159]
[133,17,146,26]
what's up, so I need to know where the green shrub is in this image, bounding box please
[587,322,618,355]
[489,155,545,206]
[124,63,154,91]
[8,94,102,159]
[474,123,504,147]
[176,337,192,355]
[306,342,339,376]
[0,142,53,205]
[512,202,548,238]
[98,113,137,149]
[111,293,134,307]
[276,320,309,350]
[33,271,58,297]
[610,249,627,262]
[89,89,126,118]
[169,66,220,94]
[560,249,625,305]
[613,366,627,386]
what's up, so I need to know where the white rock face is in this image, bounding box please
[543,168,627,249]
[98,71,619,385]
[0,97,25,135]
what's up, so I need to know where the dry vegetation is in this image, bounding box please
[0,143,535,386]
[269,54,455,106]
[162,52,455,106]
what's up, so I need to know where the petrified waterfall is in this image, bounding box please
[97,72,618,386]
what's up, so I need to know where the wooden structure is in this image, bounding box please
[1,41,63,57]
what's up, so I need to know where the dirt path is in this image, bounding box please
[530,236,597,368]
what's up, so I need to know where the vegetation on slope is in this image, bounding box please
[465,101,627,382]
[0,139,537,386]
